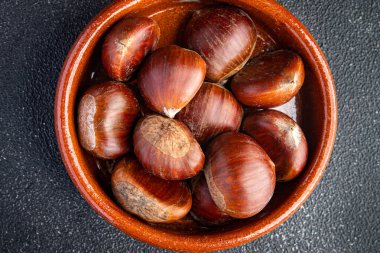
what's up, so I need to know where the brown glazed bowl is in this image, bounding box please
[54,0,337,251]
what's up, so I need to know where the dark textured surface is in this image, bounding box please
[0,0,379,252]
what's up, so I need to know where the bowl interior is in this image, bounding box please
[56,0,336,251]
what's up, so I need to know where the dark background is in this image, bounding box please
[1,0,379,252]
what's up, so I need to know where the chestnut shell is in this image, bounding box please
[176,82,243,144]
[231,50,305,108]
[242,109,308,181]
[111,156,192,223]
[102,17,160,81]
[77,81,140,159]
[191,174,232,226]
[204,132,275,219]
[133,115,205,180]
[137,45,206,118]
[184,6,257,82]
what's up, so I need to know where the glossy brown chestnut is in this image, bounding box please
[191,174,231,226]
[242,109,308,181]
[204,132,275,219]
[138,45,206,118]
[133,115,205,180]
[101,17,160,81]
[111,156,192,223]
[231,50,305,108]
[176,82,243,144]
[184,6,257,83]
[77,82,140,159]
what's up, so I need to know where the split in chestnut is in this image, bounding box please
[184,6,257,82]
[138,45,206,118]
[111,156,192,223]
[176,82,243,144]
[204,132,275,219]
[231,50,305,108]
[133,115,205,180]
[191,174,232,226]
[77,82,140,159]
[102,17,160,81]
[242,109,308,181]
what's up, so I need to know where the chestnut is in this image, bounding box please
[242,109,308,181]
[204,132,275,219]
[231,50,305,108]
[184,6,257,82]
[138,45,206,118]
[77,82,139,159]
[111,156,192,223]
[102,17,160,81]
[191,174,231,226]
[176,82,243,144]
[133,115,205,180]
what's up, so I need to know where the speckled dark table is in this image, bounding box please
[1,0,379,252]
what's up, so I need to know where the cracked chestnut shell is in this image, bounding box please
[102,17,160,81]
[231,50,305,108]
[77,82,139,159]
[133,115,205,180]
[138,45,206,118]
[111,156,192,223]
[184,6,257,82]
[204,132,275,218]
[177,82,243,144]
[191,174,231,226]
[242,109,308,181]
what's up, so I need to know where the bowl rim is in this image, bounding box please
[54,0,337,251]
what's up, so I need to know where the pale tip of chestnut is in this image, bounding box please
[163,107,181,119]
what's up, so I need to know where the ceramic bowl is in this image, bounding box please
[54,0,337,251]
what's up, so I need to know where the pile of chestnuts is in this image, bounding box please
[77,5,308,227]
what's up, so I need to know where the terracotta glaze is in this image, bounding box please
[55,0,337,251]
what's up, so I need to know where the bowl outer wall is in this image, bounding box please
[54,0,337,251]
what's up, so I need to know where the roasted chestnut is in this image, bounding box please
[231,50,305,108]
[77,82,140,159]
[184,6,257,82]
[133,115,205,180]
[242,109,308,181]
[204,132,275,218]
[111,156,192,223]
[138,45,206,118]
[191,174,231,225]
[102,17,160,81]
[176,82,243,144]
